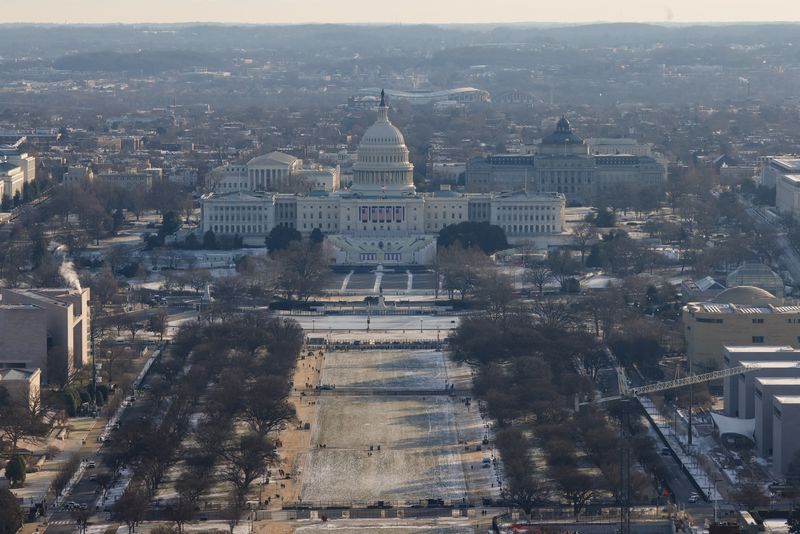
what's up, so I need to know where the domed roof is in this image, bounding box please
[361,120,405,146]
[541,115,584,145]
[711,286,777,305]
[361,99,405,147]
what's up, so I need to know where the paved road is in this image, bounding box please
[293,315,460,332]
[607,349,704,506]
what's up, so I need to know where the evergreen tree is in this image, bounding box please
[4,455,26,486]
[0,488,23,534]
[266,225,302,253]
[203,230,217,249]
[309,227,324,246]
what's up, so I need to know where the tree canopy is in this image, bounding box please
[265,225,302,252]
[0,488,23,534]
[438,222,508,255]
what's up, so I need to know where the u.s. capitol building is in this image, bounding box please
[200,93,565,266]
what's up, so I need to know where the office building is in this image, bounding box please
[754,378,800,457]
[772,396,800,478]
[722,346,800,417]
[0,288,90,384]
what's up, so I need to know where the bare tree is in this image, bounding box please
[474,269,516,322]
[221,496,245,534]
[271,241,326,301]
[126,316,143,341]
[531,298,574,330]
[149,310,169,341]
[437,245,491,300]
[241,377,297,437]
[552,467,599,516]
[71,508,92,534]
[115,486,149,534]
[546,248,578,291]
[497,427,550,517]
[221,432,277,506]
[524,261,552,296]
[0,386,50,450]
[167,498,195,534]
[573,223,594,265]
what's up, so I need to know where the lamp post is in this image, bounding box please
[420,318,423,333]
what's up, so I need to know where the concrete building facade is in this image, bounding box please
[754,378,800,457]
[736,361,800,419]
[773,396,800,478]
[684,287,800,371]
[464,118,666,203]
[0,368,41,410]
[0,161,24,198]
[0,288,90,384]
[722,346,800,417]
[200,94,565,264]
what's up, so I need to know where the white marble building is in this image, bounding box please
[201,92,565,265]
[211,151,339,193]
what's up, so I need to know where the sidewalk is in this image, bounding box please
[639,397,722,501]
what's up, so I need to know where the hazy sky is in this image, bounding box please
[2,0,799,24]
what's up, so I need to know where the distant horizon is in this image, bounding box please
[1,0,799,25]
[1,21,799,28]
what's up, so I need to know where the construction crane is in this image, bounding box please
[579,359,771,534]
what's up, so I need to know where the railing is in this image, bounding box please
[302,387,468,397]
[320,339,446,351]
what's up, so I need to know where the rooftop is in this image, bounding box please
[755,377,800,386]
[738,360,800,369]
[773,395,800,405]
[247,151,298,167]
[782,174,800,186]
[0,368,39,381]
[772,158,800,172]
[725,346,797,353]
[0,161,21,173]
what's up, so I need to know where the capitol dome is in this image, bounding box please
[361,107,406,146]
[351,90,415,196]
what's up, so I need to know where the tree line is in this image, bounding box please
[110,314,302,532]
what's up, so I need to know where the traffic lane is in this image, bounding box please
[624,362,702,505]
[659,449,701,503]
[47,368,159,528]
